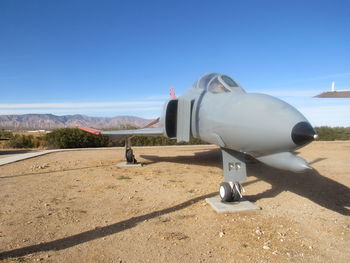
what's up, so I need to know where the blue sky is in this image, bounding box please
[0,0,349,126]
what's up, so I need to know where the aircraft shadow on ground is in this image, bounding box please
[141,149,350,216]
[141,148,223,168]
[0,192,217,260]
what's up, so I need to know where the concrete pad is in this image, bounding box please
[205,197,261,213]
[116,162,143,167]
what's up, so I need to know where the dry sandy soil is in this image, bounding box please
[0,142,349,263]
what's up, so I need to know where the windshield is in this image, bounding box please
[194,73,245,94]
[195,73,217,90]
[208,77,231,93]
[221,75,238,87]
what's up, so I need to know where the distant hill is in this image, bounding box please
[0,114,153,131]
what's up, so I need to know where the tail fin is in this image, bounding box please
[170,87,176,99]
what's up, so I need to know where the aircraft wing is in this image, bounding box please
[77,126,164,138]
[102,128,164,137]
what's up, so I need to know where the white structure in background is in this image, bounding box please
[315,81,350,98]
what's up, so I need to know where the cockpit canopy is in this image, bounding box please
[194,73,245,94]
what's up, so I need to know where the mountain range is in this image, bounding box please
[0,114,153,131]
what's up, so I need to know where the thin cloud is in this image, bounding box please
[145,95,169,100]
[299,105,350,127]
[0,101,163,109]
[294,72,350,82]
[0,98,165,118]
[258,89,321,97]
[0,107,162,115]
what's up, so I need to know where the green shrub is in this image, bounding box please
[45,128,110,149]
[7,134,35,148]
[0,129,13,139]
[315,126,350,141]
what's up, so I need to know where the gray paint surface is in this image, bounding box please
[92,73,317,183]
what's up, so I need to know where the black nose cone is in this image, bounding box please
[292,121,317,146]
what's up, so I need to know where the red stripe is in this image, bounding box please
[76,126,101,135]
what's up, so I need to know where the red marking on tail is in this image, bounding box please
[76,126,101,135]
[170,87,176,99]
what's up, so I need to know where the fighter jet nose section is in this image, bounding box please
[291,121,317,146]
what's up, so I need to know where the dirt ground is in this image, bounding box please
[0,142,349,263]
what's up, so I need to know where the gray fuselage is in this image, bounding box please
[177,73,316,159]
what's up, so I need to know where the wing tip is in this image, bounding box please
[76,126,101,135]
